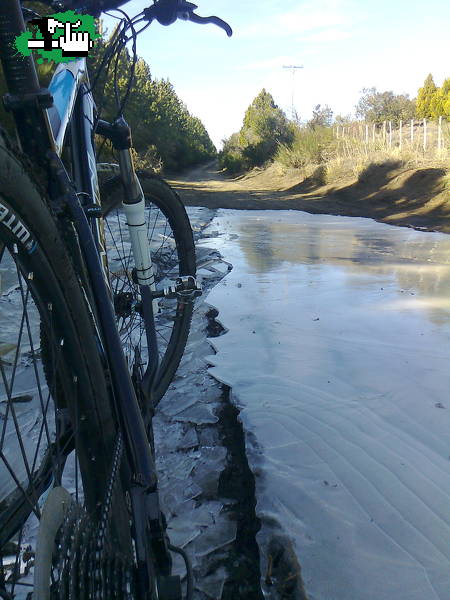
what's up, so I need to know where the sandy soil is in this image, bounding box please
[169,160,450,233]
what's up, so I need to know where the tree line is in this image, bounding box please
[351,74,449,124]
[0,2,215,172]
[415,74,450,120]
[88,35,215,171]
[220,74,449,173]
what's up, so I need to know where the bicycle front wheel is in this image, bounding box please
[0,134,133,598]
[101,171,197,405]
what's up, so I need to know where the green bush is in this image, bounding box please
[220,89,293,172]
[218,132,248,173]
[275,125,334,169]
[220,149,247,173]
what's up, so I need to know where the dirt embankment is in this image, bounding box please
[169,160,450,233]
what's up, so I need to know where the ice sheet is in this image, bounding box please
[203,210,450,600]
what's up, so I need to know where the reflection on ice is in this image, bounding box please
[234,213,450,326]
[204,210,450,600]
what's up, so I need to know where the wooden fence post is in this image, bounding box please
[388,121,392,148]
[438,116,442,151]
[423,118,427,151]
[383,121,387,145]
[410,119,414,144]
[399,119,403,150]
[372,123,376,143]
[365,124,369,144]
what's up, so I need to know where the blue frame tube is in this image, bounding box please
[47,59,86,156]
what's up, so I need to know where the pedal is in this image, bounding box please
[175,275,202,303]
[151,275,202,303]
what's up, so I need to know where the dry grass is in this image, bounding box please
[275,128,449,187]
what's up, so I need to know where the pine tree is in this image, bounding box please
[239,89,293,165]
[443,78,450,118]
[430,78,450,119]
[87,32,215,170]
[416,74,437,119]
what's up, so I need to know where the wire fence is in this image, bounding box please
[333,117,449,154]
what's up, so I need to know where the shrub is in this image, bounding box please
[219,132,249,173]
[220,89,293,172]
[220,150,247,174]
[275,125,334,169]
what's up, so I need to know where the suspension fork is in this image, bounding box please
[97,117,160,395]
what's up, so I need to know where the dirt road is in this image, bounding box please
[169,160,450,233]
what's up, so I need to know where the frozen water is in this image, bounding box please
[191,445,227,497]
[195,566,227,599]
[152,210,238,598]
[193,510,236,558]
[177,427,199,450]
[204,210,450,600]
[174,402,219,425]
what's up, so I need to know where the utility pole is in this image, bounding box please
[283,64,303,120]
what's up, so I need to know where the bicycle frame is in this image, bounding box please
[0,0,172,591]
[48,60,110,277]
[48,58,161,388]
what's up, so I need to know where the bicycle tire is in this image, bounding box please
[101,171,196,405]
[0,132,133,597]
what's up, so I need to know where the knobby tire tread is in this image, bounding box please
[0,128,122,534]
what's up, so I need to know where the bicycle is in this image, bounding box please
[0,0,231,597]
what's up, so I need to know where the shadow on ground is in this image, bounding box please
[170,160,449,233]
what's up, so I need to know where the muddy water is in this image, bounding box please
[204,210,450,600]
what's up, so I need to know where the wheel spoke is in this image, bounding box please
[105,200,184,374]
[0,241,79,593]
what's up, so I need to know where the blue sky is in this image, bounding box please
[104,0,450,149]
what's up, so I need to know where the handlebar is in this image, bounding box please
[42,0,232,36]
[143,0,232,36]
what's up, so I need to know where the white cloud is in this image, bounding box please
[240,0,354,39]
[302,27,351,43]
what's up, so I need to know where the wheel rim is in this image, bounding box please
[0,235,134,598]
[0,235,124,597]
[104,199,186,380]
[0,241,78,596]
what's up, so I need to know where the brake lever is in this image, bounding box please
[144,0,232,36]
[183,11,232,37]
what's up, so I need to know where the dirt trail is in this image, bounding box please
[169,160,450,233]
